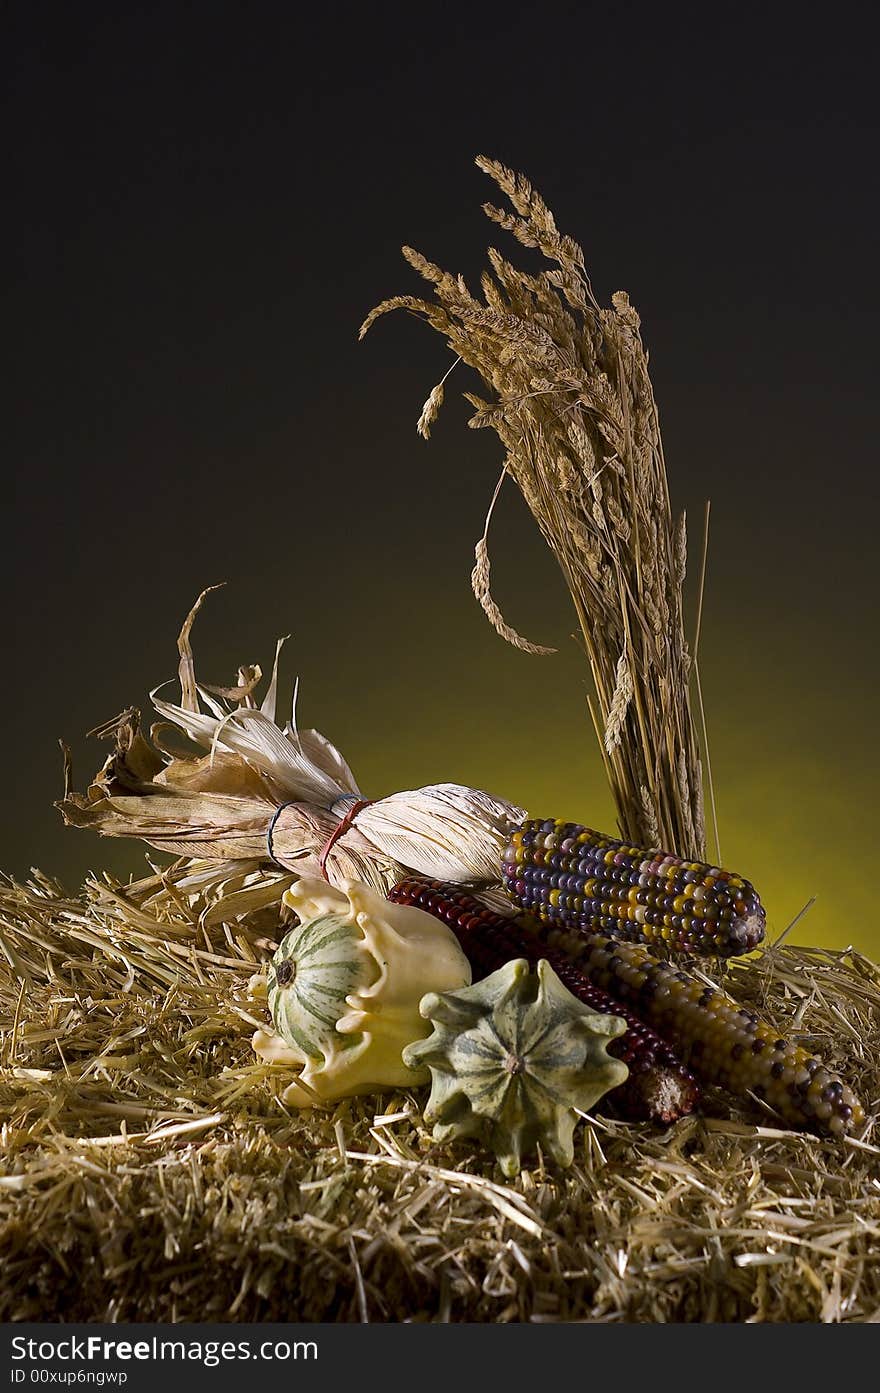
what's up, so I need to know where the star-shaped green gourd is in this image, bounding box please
[403,958,629,1178]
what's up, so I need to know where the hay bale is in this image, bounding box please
[1,869,878,1322]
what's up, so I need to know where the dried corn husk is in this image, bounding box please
[59,596,525,903]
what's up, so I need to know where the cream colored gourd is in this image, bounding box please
[253,877,471,1105]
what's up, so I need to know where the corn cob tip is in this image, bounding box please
[726,911,766,955]
[551,928,864,1137]
[622,1065,701,1126]
[504,818,766,958]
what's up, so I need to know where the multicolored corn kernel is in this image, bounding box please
[387,877,700,1125]
[503,817,766,957]
[536,924,864,1136]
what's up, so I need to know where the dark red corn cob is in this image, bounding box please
[388,877,701,1125]
[503,818,766,957]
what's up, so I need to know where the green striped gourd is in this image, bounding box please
[267,912,376,1061]
[255,877,471,1105]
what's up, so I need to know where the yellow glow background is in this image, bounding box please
[40,463,870,959]
[10,348,874,963]
[324,580,878,958]
[9,335,877,961]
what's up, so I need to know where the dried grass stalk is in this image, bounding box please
[472,537,556,655]
[363,157,705,856]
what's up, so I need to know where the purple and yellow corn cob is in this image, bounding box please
[387,877,700,1125]
[536,924,864,1136]
[503,818,766,957]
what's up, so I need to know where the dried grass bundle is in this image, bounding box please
[362,158,706,857]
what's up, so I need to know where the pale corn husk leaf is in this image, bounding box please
[289,728,361,799]
[150,693,359,807]
[198,871,297,929]
[153,750,274,799]
[357,783,526,883]
[202,667,263,702]
[177,584,225,714]
[59,791,278,861]
[260,636,288,723]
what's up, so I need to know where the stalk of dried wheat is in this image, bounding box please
[361,157,705,858]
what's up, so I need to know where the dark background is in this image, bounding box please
[5,4,878,949]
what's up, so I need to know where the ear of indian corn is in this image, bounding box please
[503,818,766,957]
[387,877,700,1125]
[534,923,864,1136]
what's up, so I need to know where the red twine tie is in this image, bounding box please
[318,799,374,881]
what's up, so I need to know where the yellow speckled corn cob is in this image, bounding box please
[537,925,863,1136]
[503,818,766,957]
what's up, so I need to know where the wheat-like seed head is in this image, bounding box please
[362,157,707,857]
